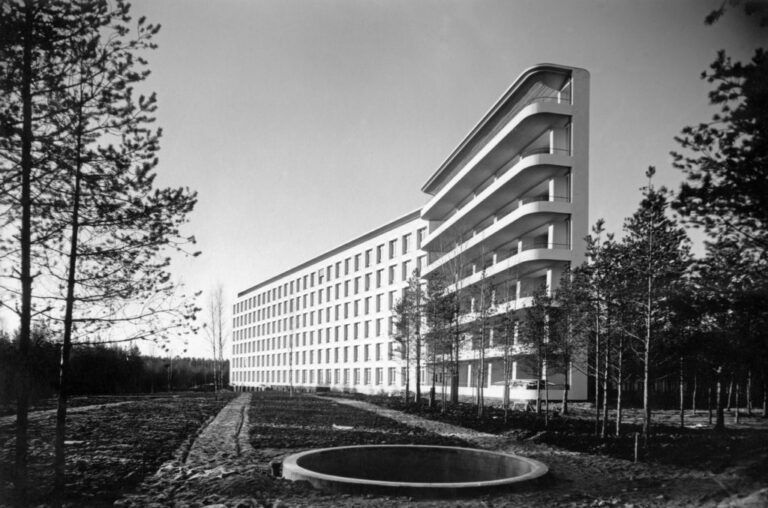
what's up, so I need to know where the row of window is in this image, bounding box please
[232,366,412,387]
[233,341,397,369]
[234,228,427,316]
[233,256,425,332]
[234,285,414,340]
[233,312,397,349]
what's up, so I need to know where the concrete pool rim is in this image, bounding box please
[281,444,549,496]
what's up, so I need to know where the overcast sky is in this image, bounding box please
[6,1,759,356]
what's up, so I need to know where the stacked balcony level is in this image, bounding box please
[420,64,590,400]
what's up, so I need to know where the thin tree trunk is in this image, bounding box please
[615,339,623,437]
[715,367,725,431]
[594,314,601,436]
[746,370,752,416]
[642,188,654,447]
[691,374,698,416]
[726,375,734,411]
[562,357,570,416]
[708,383,713,425]
[734,380,741,424]
[54,103,85,501]
[601,335,609,439]
[15,4,35,502]
[679,356,685,429]
[544,353,549,428]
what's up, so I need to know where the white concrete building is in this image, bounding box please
[231,210,428,393]
[232,63,589,401]
[420,63,589,401]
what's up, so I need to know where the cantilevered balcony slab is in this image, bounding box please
[423,200,571,278]
[421,153,570,251]
[422,101,572,222]
[442,247,571,294]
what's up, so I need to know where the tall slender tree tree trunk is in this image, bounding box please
[601,335,610,439]
[679,356,685,429]
[715,367,725,431]
[15,3,35,502]
[54,101,85,503]
[594,315,601,436]
[615,337,624,437]
[691,374,698,415]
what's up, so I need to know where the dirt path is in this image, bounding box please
[185,392,253,465]
[328,397,501,447]
[115,393,265,508]
[0,400,137,425]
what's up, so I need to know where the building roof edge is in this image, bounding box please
[421,63,584,195]
[237,208,423,298]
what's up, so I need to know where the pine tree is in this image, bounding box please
[622,167,691,443]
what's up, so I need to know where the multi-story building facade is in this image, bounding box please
[419,63,589,401]
[232,63,589,400]
[231,211,428,393]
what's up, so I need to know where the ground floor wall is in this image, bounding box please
[232,353,588,402]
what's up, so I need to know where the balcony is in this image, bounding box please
[422,150,570,252]
[423,198,571,278]
[438,245,571,295]
[421,96,573,220]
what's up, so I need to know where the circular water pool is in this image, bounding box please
[281,445,548,496]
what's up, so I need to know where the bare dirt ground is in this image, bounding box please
[3,391,766,507]
[0,392,235,507]
[119,391,768,507]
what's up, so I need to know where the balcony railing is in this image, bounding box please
[439,147,571,224]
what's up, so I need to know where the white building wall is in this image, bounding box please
[231,211,428,394]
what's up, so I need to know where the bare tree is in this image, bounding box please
[204,285,227,394]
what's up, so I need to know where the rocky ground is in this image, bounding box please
[0,392,235,507]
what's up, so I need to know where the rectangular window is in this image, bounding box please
[354,277,360,294]
[376,244,384,264]
[388,266,395,284]
[344,280,349,297]
[364,273,370,291]
[402,233,410,255]
[354,368,360,385]
[376,294,382,313]
[389,239,397,259]
[344,258,350,275]
[388,367,396,385]
[376,318,382,336]
[365,249,372,268]
[364,297,371,315]
[375,367,383,385]
[376,269,382,288]
[353,346,359,362]
[402,260,410,281]
[354,254,361,272]
[375,343,381,361]
[364,344,370,361]
[364,368,371,385]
